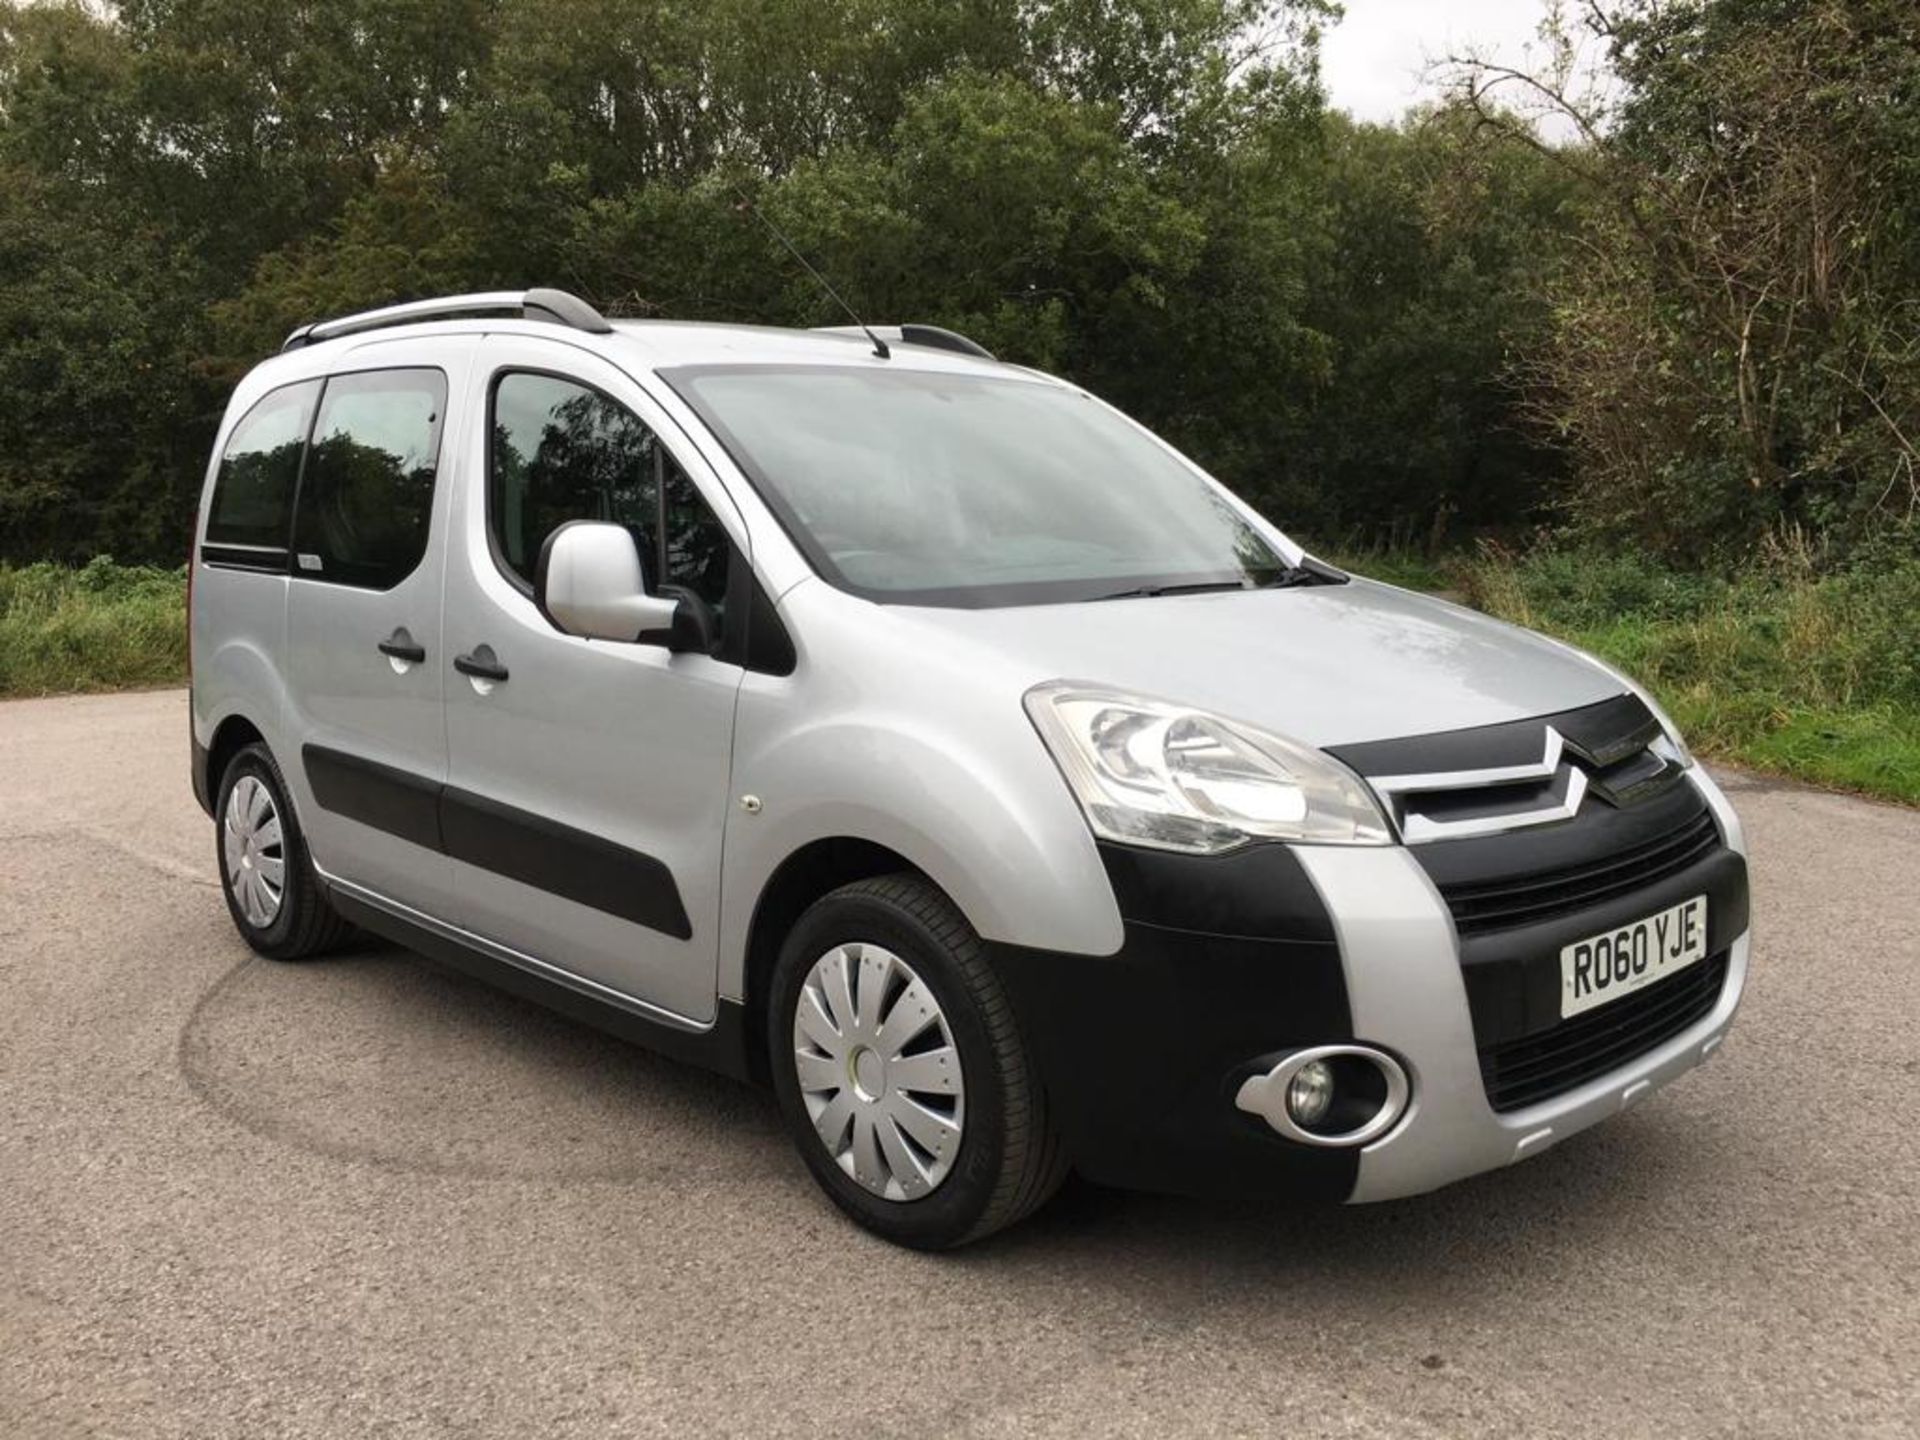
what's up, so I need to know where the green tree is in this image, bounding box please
[1279,108,1579,545]
[1454,0,1920,559]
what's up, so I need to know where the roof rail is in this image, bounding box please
[898,324,995,361]
[812,323,996,361]
[282,288,613,352]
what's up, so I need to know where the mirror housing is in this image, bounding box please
[535,521,681,643]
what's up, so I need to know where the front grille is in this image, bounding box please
[1478,951,1729,1112]
[1440,810,1719,936]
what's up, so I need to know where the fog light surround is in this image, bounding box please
[1236,1044,1411,1148]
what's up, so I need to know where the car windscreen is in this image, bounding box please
[661,364,1288,608]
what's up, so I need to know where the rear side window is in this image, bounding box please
[205,381,319,551]
[489,372,731,617]
[293,368,448,590]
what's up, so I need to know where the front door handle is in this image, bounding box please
[378,628,427,665]
[453,646,509,683]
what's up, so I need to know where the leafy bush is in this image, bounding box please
[0,558,187,697]
[1455,546,1920,801]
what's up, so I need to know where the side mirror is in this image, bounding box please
[536,521,680,643]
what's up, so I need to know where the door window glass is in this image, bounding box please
[490,372,731,617]
[293,368,447,589]
[205,380,319,550]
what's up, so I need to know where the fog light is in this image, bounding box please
[1235,1044,1412,1148]
[1287,1060,1335,1126]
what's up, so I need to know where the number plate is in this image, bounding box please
[1560,895,1708,1019]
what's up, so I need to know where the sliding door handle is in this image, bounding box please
[453,646,509,683]
[378,628,427,665]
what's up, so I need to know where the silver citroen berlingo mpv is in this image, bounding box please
[189,289,1750,1248]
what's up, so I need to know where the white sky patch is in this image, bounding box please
[1318,0,1593,130]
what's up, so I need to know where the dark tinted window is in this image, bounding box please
[293,369,447,589]
[205,381,319,550]
[490,372,731,617]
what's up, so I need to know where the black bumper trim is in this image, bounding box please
[1096,840,1338,942]
[1407,773,1750,1052]
[988,841,1359,1202]
[1480,949,1731,1112]
[1454,844,1747,1051]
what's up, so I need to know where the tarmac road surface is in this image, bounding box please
[3,688,1916,1438]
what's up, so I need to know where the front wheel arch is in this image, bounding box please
[741,837,934,1083]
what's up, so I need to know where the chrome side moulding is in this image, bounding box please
[311,860,713,1036]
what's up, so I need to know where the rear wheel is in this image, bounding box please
[214,742,351,961]
[769,874,1067,1248]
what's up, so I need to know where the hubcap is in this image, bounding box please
[222,775,286,929]
[792,942,965,1201]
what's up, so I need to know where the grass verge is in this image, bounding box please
[1334,543,1920,805]
[0,558,188,698]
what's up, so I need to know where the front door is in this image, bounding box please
[438,335,747,1024]
[284,346,473,919]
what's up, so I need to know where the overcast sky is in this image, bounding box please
[1318,0,1566,122]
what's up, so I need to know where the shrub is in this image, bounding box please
[0,558,188,697]
[1456,545,1920,802]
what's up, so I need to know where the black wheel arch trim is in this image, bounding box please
[191,733,213,816]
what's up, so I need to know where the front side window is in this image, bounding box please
[205,380,320,551]
[663,366,1289,608]
[489,372,731,618]
[293,368,447,589]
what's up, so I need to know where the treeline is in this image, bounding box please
[0,0,1914,569]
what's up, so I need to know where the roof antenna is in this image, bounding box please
[731,183,889,360]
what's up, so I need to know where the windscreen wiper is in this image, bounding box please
[1089,580,1253,602]
[1264,556,1350,589]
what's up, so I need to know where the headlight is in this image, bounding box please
[1024,683,1392,854]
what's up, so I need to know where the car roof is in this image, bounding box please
[252,290,1038,386]
[605,319,1010,373]
[242,317,1049,401]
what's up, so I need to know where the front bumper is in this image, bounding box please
[994,766,1749,1203]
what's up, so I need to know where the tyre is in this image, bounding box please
[768,874,1068,1249]
[214,741,352,961]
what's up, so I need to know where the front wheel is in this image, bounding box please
[768,874,1067,1249]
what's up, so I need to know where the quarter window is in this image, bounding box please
[292,369,447,590]
[489,372,731,620]
[204,380,319,551]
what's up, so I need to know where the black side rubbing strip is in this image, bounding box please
[300,746,692,941]
[303,744,443,851]
[440,787,693,940]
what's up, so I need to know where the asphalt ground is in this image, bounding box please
[3,688,1916,1438]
